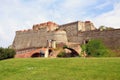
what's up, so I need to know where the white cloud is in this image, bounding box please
[92,2,120,28]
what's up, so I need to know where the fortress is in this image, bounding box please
[12,21,120,58]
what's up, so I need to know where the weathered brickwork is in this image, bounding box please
[78,29,120,49]
[13,27,47,50]
[12,21,69,50]
[59,21,95,43]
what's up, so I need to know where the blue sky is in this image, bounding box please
[0,0,120,47]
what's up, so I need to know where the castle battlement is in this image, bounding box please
[16,20,95,34]
[16,29,33,34]
[33,21,58,31]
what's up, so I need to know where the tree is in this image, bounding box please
[0,47,5,60]
[99,25,106,31]
[82,39,110,57]
[99,25,114,31]
[106,27,114,30]
[0,47,16,60]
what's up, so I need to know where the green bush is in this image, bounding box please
[0,47,5,60]
[57,51,66,57]
[0,47,16,60]
[63,45,68,49]
[82,39,112,57]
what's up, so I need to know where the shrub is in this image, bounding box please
[81,44,87,57]
[0,47,5,60]
[63,45,68,49]
[0,47,16,60]
[81,39,112,57]
[4,48,16,58]
[57,51,66,57]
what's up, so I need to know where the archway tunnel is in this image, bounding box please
[31,53,40,57]
[64,47,79,57]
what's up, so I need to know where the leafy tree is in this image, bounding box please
[82,39,111,57]
[0,47,5,60]
[106,27,114,30]
[99,25,114,31]
[0,47,16,60]
[99,25,106,31]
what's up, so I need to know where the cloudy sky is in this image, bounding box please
[0,0,120,47]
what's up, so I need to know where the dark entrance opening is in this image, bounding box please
[40,50,45,57]
[85,39,89,44]
[31,53,40,57]
[66,48,79,57]
[48,49,53,55]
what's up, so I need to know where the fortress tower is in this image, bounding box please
[12,21,95,51]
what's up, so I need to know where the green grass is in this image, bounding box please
[0,58,120,80]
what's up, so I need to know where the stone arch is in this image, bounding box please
[67,48,79,57]
[31,53,40,57]
[64,47,79,57]
[48,49,53,55]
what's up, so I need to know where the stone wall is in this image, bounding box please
[13,27,47,50]
[51,31,68,43]
[59,21,78,42]
[13,27,68,50]
[78,21,95,31]
[78,29,120,49]
[12,21,120,52]
[33,21,58,31]
[59,21,96,43]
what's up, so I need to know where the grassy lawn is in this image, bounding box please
[0,58,120,80]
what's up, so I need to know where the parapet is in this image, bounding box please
[59,21,79,27]
[33,21,58,31]
[16,29,33,34]
[84,21,96,31]
[15,21,58,35]
[85,21,91,23]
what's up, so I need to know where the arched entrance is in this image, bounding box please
[31,53,40,57]
[64,48,79,57]
[48,49,53,55]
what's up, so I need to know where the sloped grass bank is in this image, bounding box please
[0,58,120,80]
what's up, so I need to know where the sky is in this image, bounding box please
[0,0,120,47]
